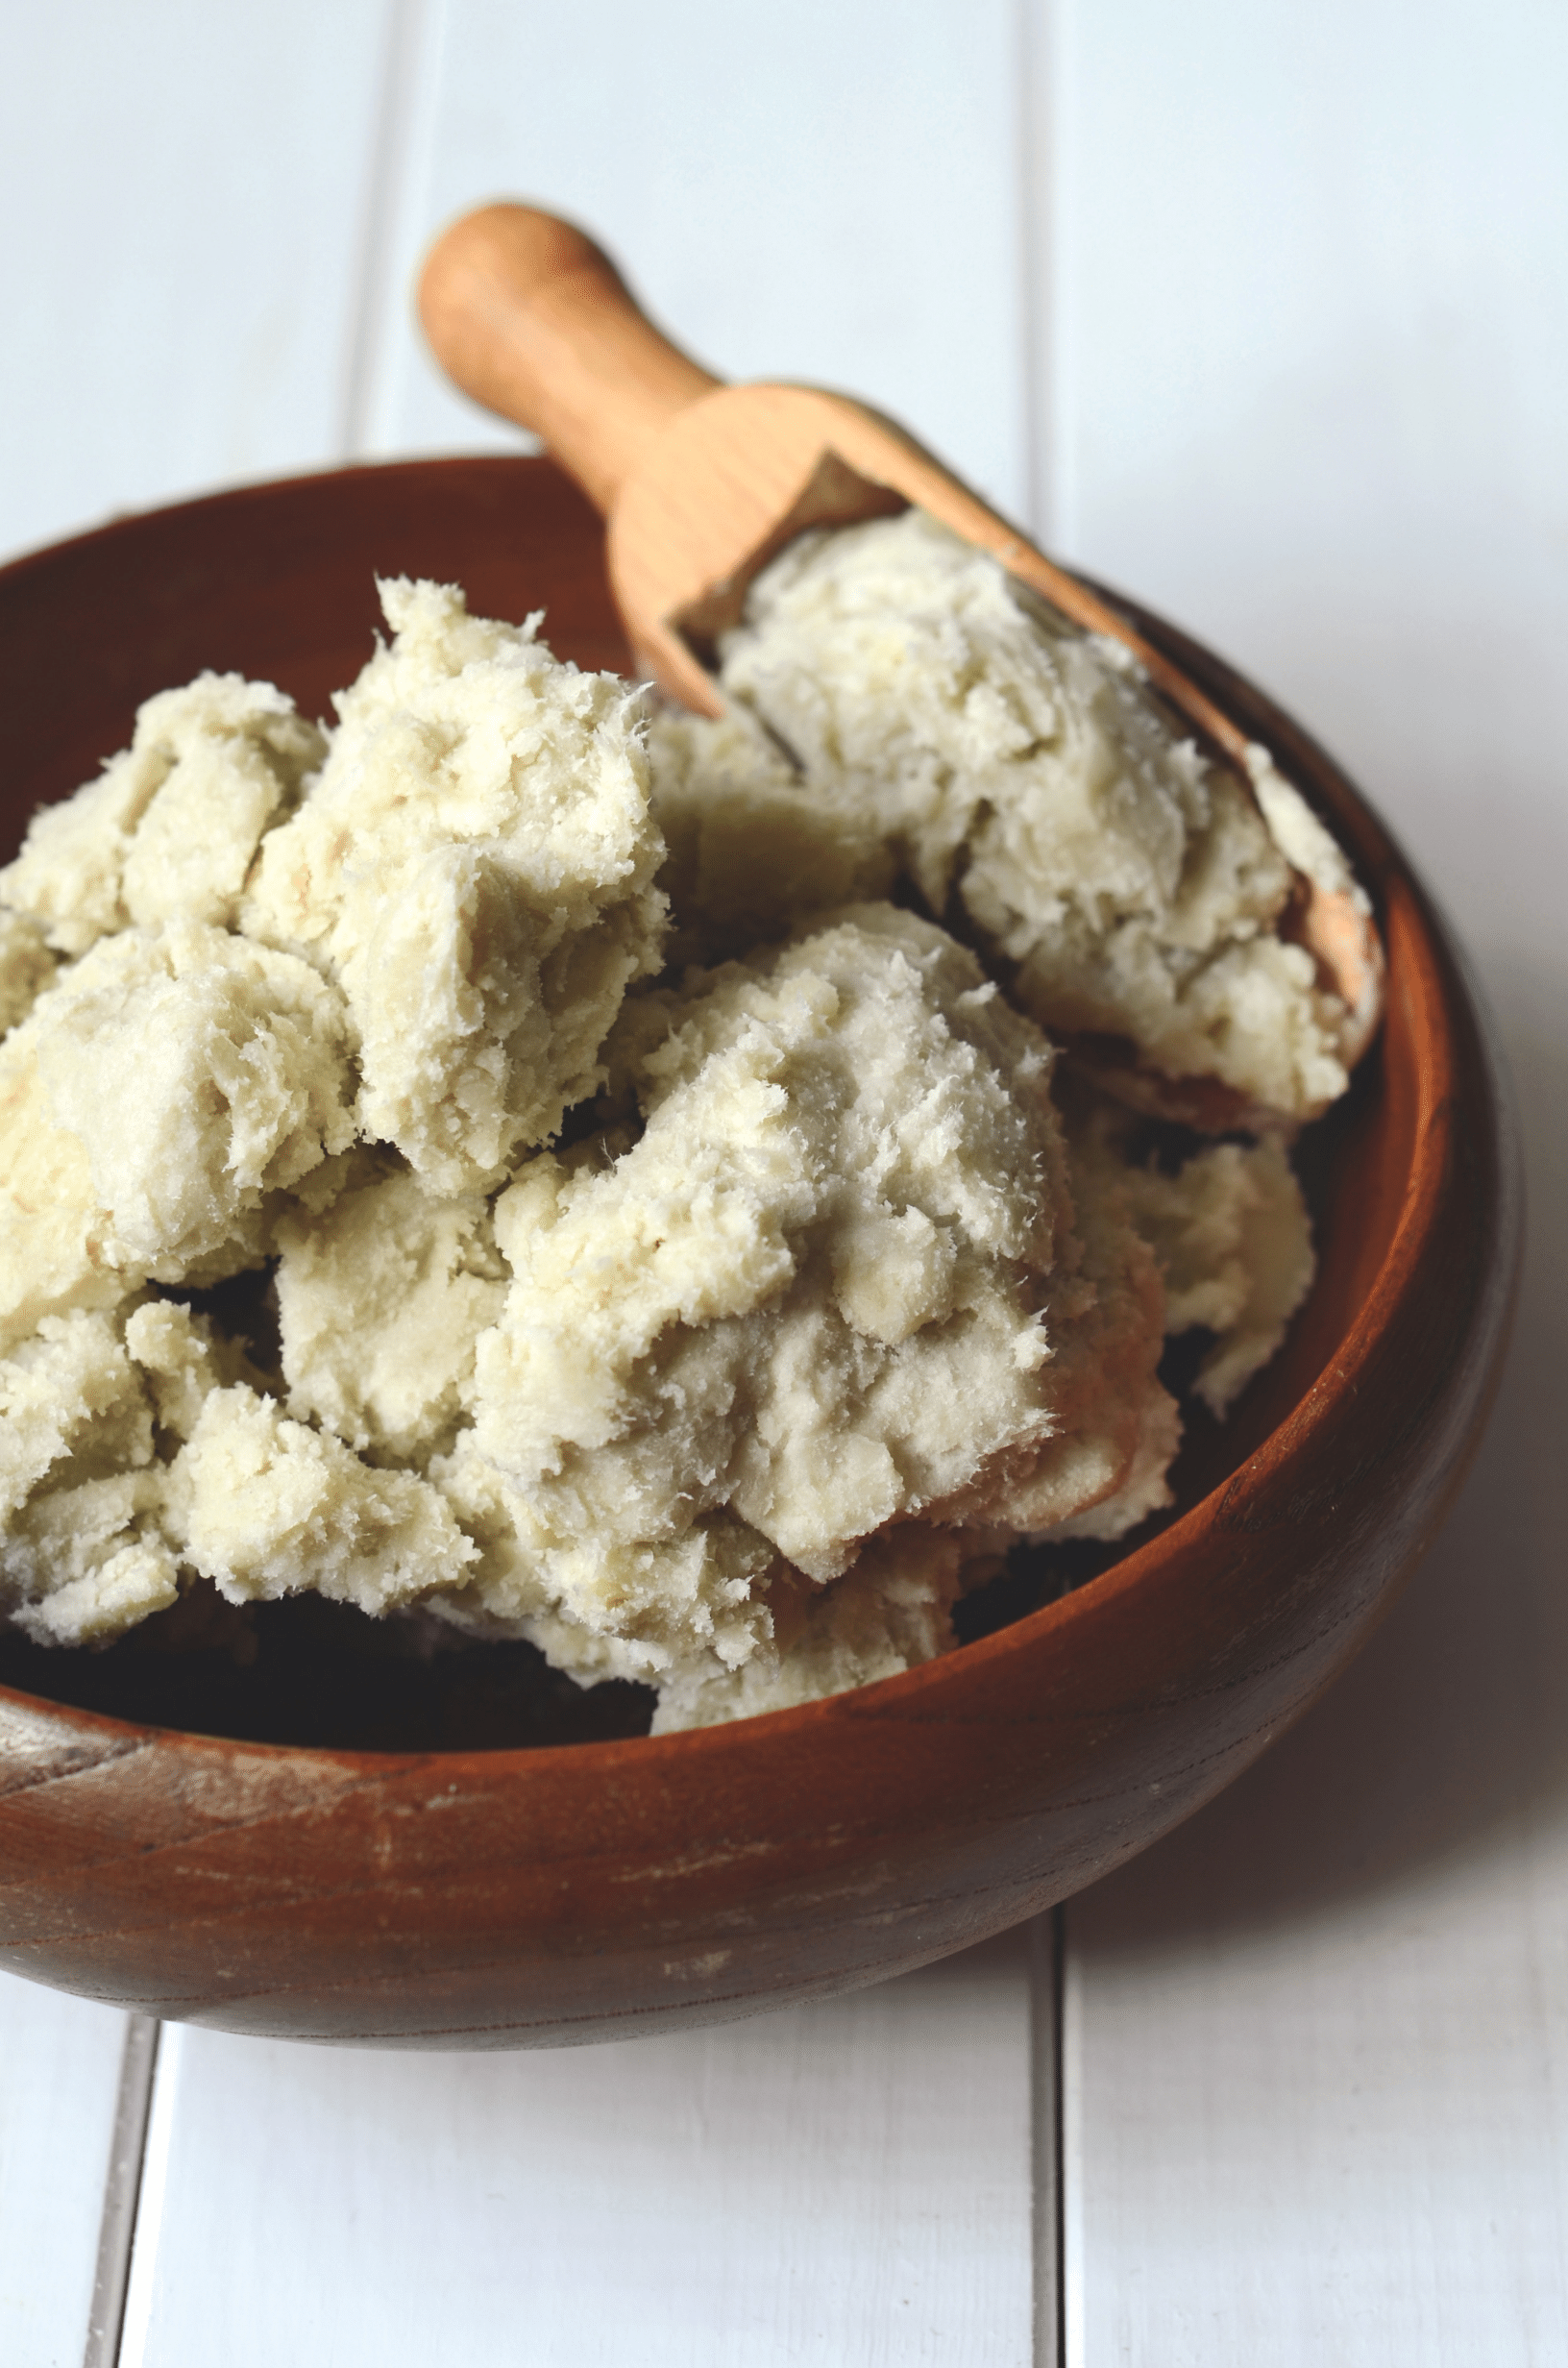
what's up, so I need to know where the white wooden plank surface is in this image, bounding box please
[0,0,391,563]
[1048,0,1568,963]
[12,1,1568,2357]
[1063,1569,1568,2359]
[1,12,395,2358]
[121,1934,1037,2368]
[0,1972,131,2368]
[1052,1,1568,2355]
[358,0,1031,518]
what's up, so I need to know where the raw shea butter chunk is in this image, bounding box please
[0,674,325,957]
[246,579,666,1192]
[175,1386,477,1617]
[0,1309,170,1646]
[0,580,670,1654]
[0,909,55,1036]
[275,1162,507,1460]
[0,922,355,1347]
[648,702,894,969]
[650,1524,1008,1734]
[0,1309,154,1527]
[430,907,1171,1717]
[1090,1121,1315,1418]
[0,556,1328,1731]
[684,509,1370,1123]
[1,1297,315,1647]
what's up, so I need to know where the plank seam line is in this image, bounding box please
[1029,1911,1066,2368]
[114,2022,184,2368]
[1015,0,1055,547]
[1051,1906,1066,2368]
[339,0,432,460]
[82,2014,159,2368]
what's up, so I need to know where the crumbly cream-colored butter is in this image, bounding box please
[0,674,325,958]
[0,909,55,1035]
[0,555,1330,1725]
[0,1288,478,1644]
[649,1525,1006,1734]
[275,1162,507,1460]
[0,1309,171,1644]
[0,921,355,1348]
[1075,1114,1316,1418]
[0,1308,153,1526]
[649,703,893,970]
[681,509,1360,1122]
[0,584,671,1654]
[245,579,666,1193]
[36,925,355,1269]
[424,907,1170,1701]
[174,1384,478,1616]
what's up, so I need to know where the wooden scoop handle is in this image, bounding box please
[418,204,718,513]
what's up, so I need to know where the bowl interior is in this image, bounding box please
[0,457,1405,1753]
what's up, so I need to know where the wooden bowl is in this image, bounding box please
[0,458,1519,2047]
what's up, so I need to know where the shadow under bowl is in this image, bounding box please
[0,458,1520,2047]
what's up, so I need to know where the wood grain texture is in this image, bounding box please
[418,205,720,511]
[123,1935,1035,2368]
[0,457,1518,2049]
[0,1971,129,2367]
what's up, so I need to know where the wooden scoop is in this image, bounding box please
[419,204,1382,1079]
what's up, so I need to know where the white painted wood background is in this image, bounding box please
[1,3,1564,2360]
